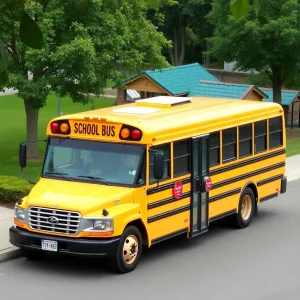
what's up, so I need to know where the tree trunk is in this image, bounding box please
[24,98,39,159]
[169,26,186,66]
[271,67,288,123]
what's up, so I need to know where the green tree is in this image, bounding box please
[1,0,172,158]
[149,0,209,66]
[208,0,300,110]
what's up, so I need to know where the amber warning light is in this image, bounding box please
[50,120,71,135]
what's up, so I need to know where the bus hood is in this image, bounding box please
[24,178,134,215]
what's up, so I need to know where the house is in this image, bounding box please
[189,80,267,101]
[114,63,219,103]
[260,88,300,126]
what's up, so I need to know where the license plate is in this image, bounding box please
[41,240,58,252]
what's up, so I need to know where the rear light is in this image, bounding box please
[50,120,71,135]
[119,125,142,141]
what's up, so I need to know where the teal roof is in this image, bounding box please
[121,63,219,95]
[189,81,267,99]
[260,88,299,106]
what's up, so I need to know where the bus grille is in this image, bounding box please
[28,206,81,235]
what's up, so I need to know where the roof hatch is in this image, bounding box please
[135,96,191,108]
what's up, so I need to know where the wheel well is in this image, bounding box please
[126,219,148,246]
[245,182,258,203]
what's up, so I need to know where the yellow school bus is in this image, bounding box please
[10,96,287,273]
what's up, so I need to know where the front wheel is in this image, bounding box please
[235,188,256,229]
[110,226,142,274]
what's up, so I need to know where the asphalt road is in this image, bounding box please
[0,181,299,300]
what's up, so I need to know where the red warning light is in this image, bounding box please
[50,122,59,133]
[131,129,141,140]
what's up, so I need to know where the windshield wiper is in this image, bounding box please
[77,175,110,185]
[44,172,71,181]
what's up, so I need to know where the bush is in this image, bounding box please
[0,176,32,203]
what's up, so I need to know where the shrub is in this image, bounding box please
[0,176,32,203]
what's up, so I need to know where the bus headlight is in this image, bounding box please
[93,219,113,231]
[15,207,26,220]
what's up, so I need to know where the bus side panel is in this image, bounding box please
[208,149,285,220]
[146,180,191,243]
[147,211,190,245]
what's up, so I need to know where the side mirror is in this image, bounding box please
[19,142,27,168]
[153,151,164,180]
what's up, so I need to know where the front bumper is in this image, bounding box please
[9,226,120,257]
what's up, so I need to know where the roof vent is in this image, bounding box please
[135,96,191,108]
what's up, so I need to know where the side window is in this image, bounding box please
[239,124,252,158]
[222,127,237,163]
[174,140,190,176]
[269,117,283,149]
[209,132,220,167]
[254,120,267,153]
[149,144,170,183]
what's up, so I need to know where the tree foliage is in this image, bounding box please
[208,0,300,107]
[149,0,211,66]
[0,0,172,158]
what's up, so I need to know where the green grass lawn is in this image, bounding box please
[287,138,300,157]
[0,93,116,183]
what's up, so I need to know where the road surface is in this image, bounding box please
[0,180,299,300]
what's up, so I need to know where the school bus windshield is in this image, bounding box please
[42,138,145,185]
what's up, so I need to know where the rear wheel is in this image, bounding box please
[235,188,256,228]
[110,225,142,274]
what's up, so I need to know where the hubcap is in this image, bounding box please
[123,235,138,265]
[241,195,252,221]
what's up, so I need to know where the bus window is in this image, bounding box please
[222,127,237,163]
[209,132,220,167]
[269,117,283,149]
[239,124,252,158]
[254,120,267,153]
[173,140,191,177]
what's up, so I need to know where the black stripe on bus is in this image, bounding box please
[209,209,236,223]
[260,193,278,203]
[212,162,285,190]
[151,228,188,245]
[147,177,191,195]
[209,188,241,203]
[148,192,191,209]
[209,149,286,176]
[257,174,283,186]
[148,205,190,223]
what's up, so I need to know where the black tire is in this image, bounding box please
[110,225,142,274]
[21,248,47,260]
[235,187,256,229]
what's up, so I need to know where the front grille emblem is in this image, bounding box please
[48,216,59,224]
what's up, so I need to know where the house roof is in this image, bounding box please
[189,80,268,99]
[260,88,300,106]
[119,63,219,95]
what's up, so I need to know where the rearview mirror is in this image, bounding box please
[19,142,27,168]
[153,151,164,180]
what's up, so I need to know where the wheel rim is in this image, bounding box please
[122,235,138,265]
[241,195,252,221]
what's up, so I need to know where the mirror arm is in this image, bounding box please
[21,168,36,185]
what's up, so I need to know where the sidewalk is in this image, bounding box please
[1,154,300,262]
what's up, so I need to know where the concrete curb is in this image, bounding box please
[0,247,21,263]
